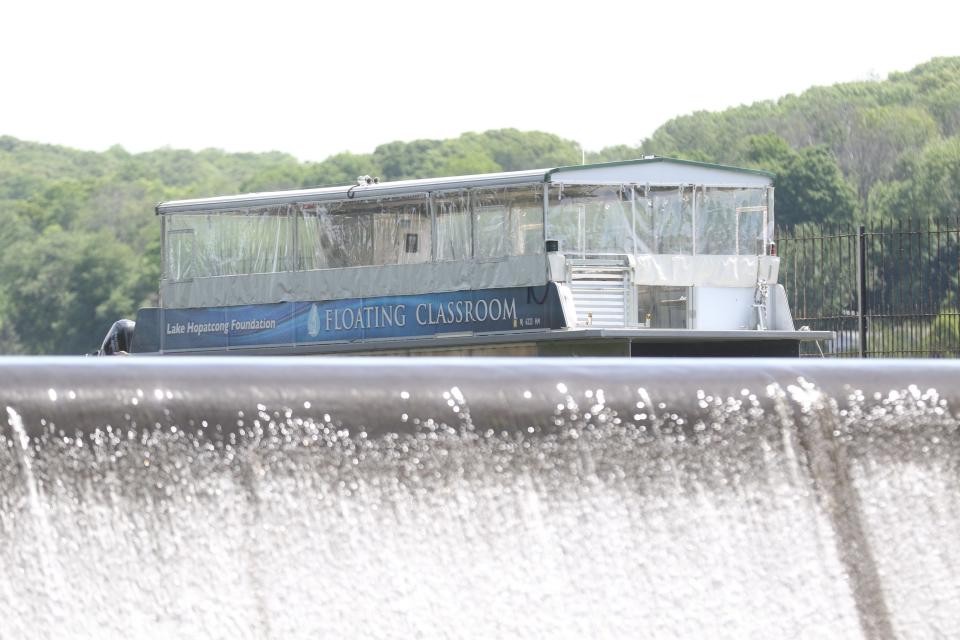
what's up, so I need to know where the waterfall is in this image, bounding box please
[1,358,958,639]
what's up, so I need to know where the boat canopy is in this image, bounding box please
[157,158,776,309]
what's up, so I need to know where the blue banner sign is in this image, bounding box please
[153,285,566,352]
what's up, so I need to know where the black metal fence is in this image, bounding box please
[777,219,960,357]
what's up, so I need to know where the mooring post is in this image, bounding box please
[856,225,868,358]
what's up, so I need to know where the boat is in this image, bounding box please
[100,157,832,357]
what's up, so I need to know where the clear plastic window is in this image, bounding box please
[696,187,768,256]
[165,183,548,279]
[472,185,544,259]
[734,189,767,255]
[650,187,692,255]
[295,202,326,270]
[632,187,655,255]
[696,188,737,255]
[165,227,194,281]
[372,196,431,266]
[297,201,373,269]
[434,191,471,262]
[297,195,429,269]
[545,186,582,256]
[164,206,291,278]
[515,205,545,256]
[546,185,635,256]
[474,203,508,259]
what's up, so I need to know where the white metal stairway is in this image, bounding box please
[568,259,631,328]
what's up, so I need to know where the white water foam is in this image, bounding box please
[0,373,958,638]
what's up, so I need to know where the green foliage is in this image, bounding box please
[740,133,795,168]
[476,129,581,170]
[841,105,939,202]
[370,130,580,180]
[0,129,581,354]
[870,137,960,219]
[728,134,859,224]
[926,309,960,357]
[2,56,960,354]
[301,152,380,188]
[776,146,860,225]
[588,144,642,164]
[634,57,960,218]
[1,229,139,354]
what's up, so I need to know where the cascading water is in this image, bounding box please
[1,357,959,639]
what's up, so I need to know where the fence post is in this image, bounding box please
[856,225,868,357]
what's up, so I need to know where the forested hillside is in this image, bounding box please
[597,57,960,223]
[2,57,958,354]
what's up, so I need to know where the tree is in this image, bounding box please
[2,229,139,354]
[588,144,643,163]
[301,152,381,188]
[474,129,580,170]
[239,165,305,192]
[870,137,960,220]
[740,133,795,170]
[841,106,939,204]
[776,146,859,226]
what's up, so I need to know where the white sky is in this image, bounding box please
[2,0,958,162]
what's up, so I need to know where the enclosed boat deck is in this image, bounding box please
[122,157,832,357]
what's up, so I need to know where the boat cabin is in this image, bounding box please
[121,157,831,356]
